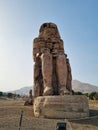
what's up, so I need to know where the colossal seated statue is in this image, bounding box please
[33,23,72,97]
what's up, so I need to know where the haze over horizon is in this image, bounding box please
[0,0,98,92]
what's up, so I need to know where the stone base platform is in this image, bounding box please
[34,95,89,119]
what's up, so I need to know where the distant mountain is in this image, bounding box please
[11,86,33,96]
[9,80,98,95]
[72,80,98,93]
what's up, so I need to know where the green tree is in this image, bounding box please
[0,91,3,96]
[7,93,13,98]
[84,93,89,97]
[89,92,96,100]
[74,91,83,95]
[95,93,98,100]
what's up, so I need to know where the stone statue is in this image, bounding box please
[33,23,89,120]
[29,89,33,99]
[33,23,72,97]
[24,89,33,105]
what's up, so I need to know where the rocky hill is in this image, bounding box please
[9,80,98,95]
[11,86,33,96]
[72,80,98,93]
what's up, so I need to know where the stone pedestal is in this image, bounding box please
[34,95,89,119]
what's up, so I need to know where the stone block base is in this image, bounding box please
[33,95,89,119]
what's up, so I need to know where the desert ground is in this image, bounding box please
[0,98,98,130]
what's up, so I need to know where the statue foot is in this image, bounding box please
[59,87,70,95]
[43,87,53,96]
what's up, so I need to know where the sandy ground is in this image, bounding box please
[0,98,63,130]
[0,98,98,130]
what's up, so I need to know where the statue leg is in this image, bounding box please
[34,58,43,97]
[66,78,72,94]
[56,54,70,95]
[34,62,40,97]
[41,52,53,96]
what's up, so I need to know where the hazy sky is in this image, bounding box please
[0,0,98,91]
